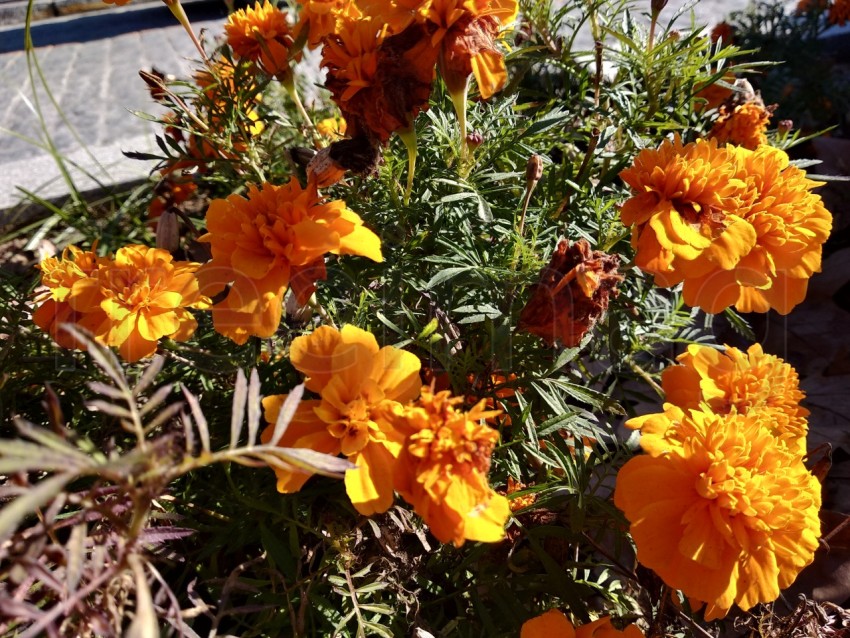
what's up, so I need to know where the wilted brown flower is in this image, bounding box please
[517,239,622,347]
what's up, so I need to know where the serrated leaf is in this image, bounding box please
[86,381,128,402]
[143,401,184,433]
[86,400,134,420]
[359,603,393,615]
[426,267,474,289]
[354,581,388,594]
[139,384,174,418]
[133,356,165,396]
[362,621,394,638]
[181,385,210,454]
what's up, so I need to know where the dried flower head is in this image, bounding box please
[615,408,821,620]
[829,0,850,24]
[710,21,734,43]
[390,385,511,546]
[196,179,382,344]
[518,238,622,347]
[261,325,421,514]
[322,19,437,141]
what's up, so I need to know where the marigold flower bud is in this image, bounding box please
[526,154,544,183]
[778,119,793,134]
[651,0,668,13]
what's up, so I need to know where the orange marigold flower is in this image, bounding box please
[654,343,809,453]
[34,245,209,362]
[505,476,536,512]
[710,21,734,43]
[33,246,106,351]
[620,136,756,294]
[521,610,645,638]
[829,0,850,24]
[390,385,511,546]
[518,238,622,347]
[316,116,347,138]
[681,145,832,314]
[196,179,382,344]
[148,177,198,220]
[708,102,772,150]
[293,0,361,49]
[225,0,294,78]
[614,408,821,620]
[261,325,421,514]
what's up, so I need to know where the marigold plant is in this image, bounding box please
[615,408,821,620]
[225,0,294,78]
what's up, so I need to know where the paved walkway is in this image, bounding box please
[0,0,796,215]
[0,0,226,215]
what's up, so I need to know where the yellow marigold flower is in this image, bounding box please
[830,0,850,25]
[521,610,645,638]
[682,145,832,314]
[196,179,382,344]
[225,0,293,77]
[389,386,510,546]
[708,102,772,150]
[293,0,361,49]
[34,245,209,362]
[33,246,105,351]
[619,136,757,293]
[315,116,347,138]
[653,343,809,453]
[614,408,821,620]
[261,325,421,514]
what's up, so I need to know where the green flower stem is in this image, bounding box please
[398,128,418,207]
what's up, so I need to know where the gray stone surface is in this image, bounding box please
[0,0,226,214]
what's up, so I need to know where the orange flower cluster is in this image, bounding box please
[261,325,421,514]
[294,0,361,50]
[620,137,832,314]
[196,179,382,344]
[390,385,511,546]
[518,238,622,347]
[225,0,294,78]
[263,326,510,546]
[654,343,809,452]
[261,326,511,544]
[708,102,772,150]
[615,407,821,620]
[34,245,209,362]
[521,610,644,638]
[617,344,819,619]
